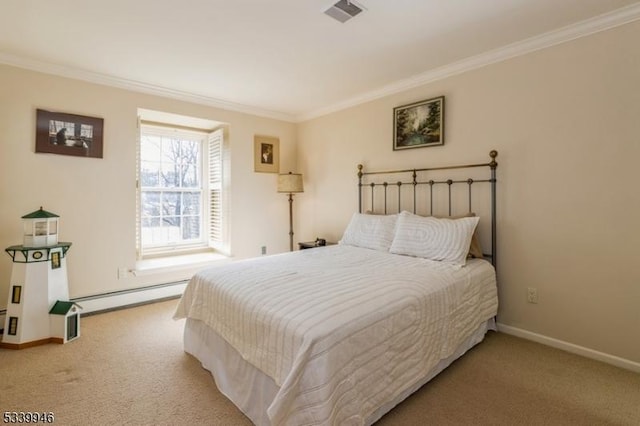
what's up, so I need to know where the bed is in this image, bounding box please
[174,151,499,425]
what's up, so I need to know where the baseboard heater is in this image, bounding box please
[0,280,188,331]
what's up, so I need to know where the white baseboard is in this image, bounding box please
[73,281,188,315]
[0,281,187,333]
[497,323,640,373]
[4,291,637,373]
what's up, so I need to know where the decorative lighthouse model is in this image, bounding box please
[1,207,81,349]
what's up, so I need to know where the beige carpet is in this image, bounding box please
[1,299,638,425]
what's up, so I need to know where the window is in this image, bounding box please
[49,121,94,142]
[11,286,21,304]
[138,123,224,256]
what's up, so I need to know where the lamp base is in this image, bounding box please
[288,193,294,251]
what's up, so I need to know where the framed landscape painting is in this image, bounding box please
[393,96,444,150]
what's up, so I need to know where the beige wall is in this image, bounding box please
[1,20,638,365]
[296,21,640,362]
[0,65,296,301]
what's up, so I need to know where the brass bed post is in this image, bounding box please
[489,150,498,268]
[429,180,435,215]
[447,179,453,216]
[383,182,388,215]
[467,179,474,214]
[357,164,363,213]
[370,183,375,213]
[412,170,417,214]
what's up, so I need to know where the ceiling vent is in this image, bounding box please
[324,0,365,23]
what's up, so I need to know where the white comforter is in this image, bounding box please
[174,245,498,425]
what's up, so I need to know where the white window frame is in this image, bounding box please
[137,124,211,257]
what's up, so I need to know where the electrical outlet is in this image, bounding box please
[261,246,267,255]
[527,287,538,304]
[118,267,129,279]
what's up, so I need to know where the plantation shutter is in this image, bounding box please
[135,116,143,259]
[208,129,223,249]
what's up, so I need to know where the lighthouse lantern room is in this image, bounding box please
[22,207,59,247]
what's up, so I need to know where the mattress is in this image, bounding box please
[175,245,498,425]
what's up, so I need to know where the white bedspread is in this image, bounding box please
[174,245,498,425]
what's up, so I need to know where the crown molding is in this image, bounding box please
[0,52,297,123]
[297,2,640,122]
[2,3,639,124]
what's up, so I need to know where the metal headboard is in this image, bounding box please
[357,150,498,267]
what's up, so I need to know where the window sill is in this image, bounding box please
[134,251,231,276]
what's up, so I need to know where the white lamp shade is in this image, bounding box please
[277,173,304,193]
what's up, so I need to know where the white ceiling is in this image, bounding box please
[2,1,639,122]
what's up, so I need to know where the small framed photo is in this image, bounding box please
[254,135,280,173]
[393,96,444,150]
[36,109,104,158]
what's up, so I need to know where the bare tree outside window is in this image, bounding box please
[140,132,203,248]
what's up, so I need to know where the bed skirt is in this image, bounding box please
[184,317,496,425]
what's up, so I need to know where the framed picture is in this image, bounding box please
[36,109,104,158]
[393,96,444,150]
[254,135,280,173]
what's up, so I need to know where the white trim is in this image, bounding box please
[72,281,187,315]
[0,281,187,326]
[2,308,638,374]
[497,323,640,373]
[299,3,640,121]
[0,253,232,327]
[71,281,188,315]
[135,252,231,276]
[0,52,295,123]
[1,5,639,123]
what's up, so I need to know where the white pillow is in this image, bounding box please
[389,211,480,266]
[339,213,398,251]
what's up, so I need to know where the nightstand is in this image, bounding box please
[298,240,336,250]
